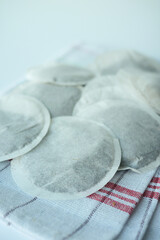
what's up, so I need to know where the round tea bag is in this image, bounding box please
[0,94,51,162]
[118,70,160,115]
[75,100,160,173]
[11,117,121,200]
[73,87,127,115]
[82,75,120,95]
[26,63,94,86]
[133,73,160,115]
[11,81,82,117]
[73,78,138,116]
[94,51,160,76]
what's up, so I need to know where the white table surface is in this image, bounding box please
[0,0,160,239]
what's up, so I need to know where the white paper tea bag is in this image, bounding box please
[82,75,120,95]
[73,74,139,115]
[73,87,129,115]
[11,117,121,200]
[118,70,160,115]
[26,64,94,86]
[0,94,50,162]
[93,51,160,76]
[11,81,82,117]
[132,73,160,115]
[75,100,160,173]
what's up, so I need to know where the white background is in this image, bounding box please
[0,0,160,239]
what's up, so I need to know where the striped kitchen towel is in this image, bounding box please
[0,159,157,240]
[117,167,160,240]
[143,200,160,240]
[0,44,159,240]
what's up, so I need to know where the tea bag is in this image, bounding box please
[11,81,82,117]
[11,117,121,200]
[75,100,160,173]
[73,87,128,115]
[132,73,160,115]
[0,94,50,162]
[26,63,94,86]
[93,50,160,76]
[73,75,139,116]
[118,70,160,115]
[82,75,120,95]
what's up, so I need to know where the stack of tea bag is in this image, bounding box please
[0,45,159,240]
[73,51,160,174]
